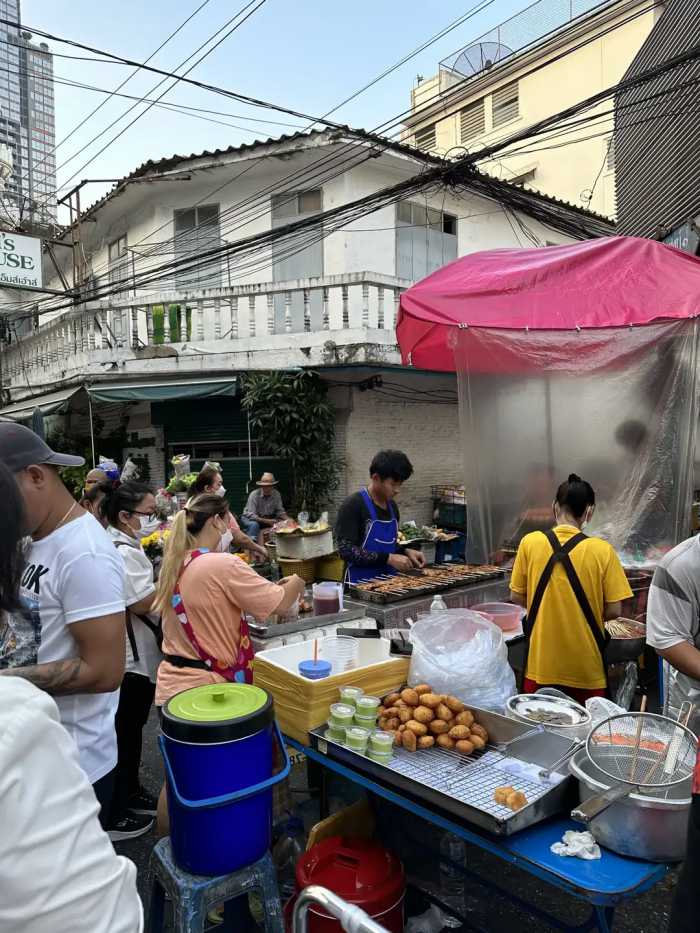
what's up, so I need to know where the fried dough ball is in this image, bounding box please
[377,706,387,718]
[494,786,515,806]
[417,735,435,749]
[393,731,402,747]
[384,693,401,707]
[455,739,474,756]
[385,717,399,731]
[429,719,451,735]
[378,717,388,730]
[470,734,486,751]
[402,728,417,752]
[398,724,406,732]
[436,734,455,750]
[414,684,432,696]
[470,724,488,741]
[420,693,443,709]
[412,705,435,724]
[448,725,471,740]
[454,710,475,728]
[506,790,528,811]
[401,688,420,706]
[406,720,428,737]
[395,699,408,709]
[445,696,465,714]
[436,703,454,722]
[398,707,413,724]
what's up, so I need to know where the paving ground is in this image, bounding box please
[117,709,679,932]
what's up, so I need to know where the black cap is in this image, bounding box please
[0,422,85,473]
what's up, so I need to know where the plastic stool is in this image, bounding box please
[148,837,284,933]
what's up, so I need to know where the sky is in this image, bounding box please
[23,0,525,211]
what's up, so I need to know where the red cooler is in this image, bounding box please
[292,837,405,933]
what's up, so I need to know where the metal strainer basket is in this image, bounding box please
[586,712,696,789]
[572,711,697,827]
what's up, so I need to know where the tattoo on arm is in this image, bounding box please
[0,657,84,695]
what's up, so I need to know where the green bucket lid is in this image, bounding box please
[163,683,273,744]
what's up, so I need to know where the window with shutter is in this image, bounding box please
[173,204,222,289]
[396,202,458,280]
[492,82,519,128]
[460,99,485,142]
[414,123,436,150]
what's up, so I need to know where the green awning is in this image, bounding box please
[88,377,237,403]
[0,386,85,421]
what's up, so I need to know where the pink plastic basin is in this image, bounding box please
[475,602,522,632]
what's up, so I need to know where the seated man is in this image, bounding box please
[241,472,288,545]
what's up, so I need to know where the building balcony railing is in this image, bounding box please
[2,272,410,393]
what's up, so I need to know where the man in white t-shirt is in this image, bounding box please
[0,424,126,825]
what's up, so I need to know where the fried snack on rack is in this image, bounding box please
[414,684,432,695]
[506,790,528,811]
[406,720,428,737]
[455,739,474,755]
[418,735,435,749]
[436,734,456,750]
[429,719,451,735]
[402,729,417,752]
[420,693,443,709]
[413,705,435,724]
[494,786,515,805]
[454,710,475,728]
[401,688,420,706]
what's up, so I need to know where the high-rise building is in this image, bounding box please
[0,0,56,225]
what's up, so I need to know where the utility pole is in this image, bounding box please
[58,179,119,295]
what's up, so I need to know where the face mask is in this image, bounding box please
[215,485,227,497]
[218,529,234,553]
[136,515,160,539]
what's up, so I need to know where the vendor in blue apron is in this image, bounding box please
[335,450,426,584]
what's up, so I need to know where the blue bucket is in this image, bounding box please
[160,683,290,876]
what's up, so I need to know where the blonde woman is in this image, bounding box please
[154,493,304,704]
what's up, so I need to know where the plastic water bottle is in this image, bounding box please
[430,594,448,611]
[272,817,305,900]
[439,833,467,925]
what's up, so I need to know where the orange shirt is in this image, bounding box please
[156,552,283,705]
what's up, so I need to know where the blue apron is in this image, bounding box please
[346,488,399,585]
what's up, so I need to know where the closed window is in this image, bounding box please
[173,203,221,289]
[396,201,458,281]
[108,234,129,291]
[460,99,485,143]
[414,123,436,150]
[492,82,519,128]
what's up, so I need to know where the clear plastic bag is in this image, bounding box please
[409,609,516,712]
[97,456,120,482]
[171,454,191,477]
[120,457,140,482]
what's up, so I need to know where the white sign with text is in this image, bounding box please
[0,232,42,289]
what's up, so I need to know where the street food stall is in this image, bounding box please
[397,236,700,573]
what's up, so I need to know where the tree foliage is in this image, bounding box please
[241,371,342,516]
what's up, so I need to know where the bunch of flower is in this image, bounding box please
[141,527,171,561]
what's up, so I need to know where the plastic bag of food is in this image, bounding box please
[171,454,191,477]
[98,456,120,482]
[120,457,140,482]
[409,609,516,712]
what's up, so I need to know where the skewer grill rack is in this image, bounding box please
[347,565,504,605]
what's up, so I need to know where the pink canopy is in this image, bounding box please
[396,236,700,371]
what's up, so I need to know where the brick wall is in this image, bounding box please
[329,373,463,525]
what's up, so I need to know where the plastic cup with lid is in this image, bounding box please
[329,703,355,729]
[339,686,364,708]
[369,730,394,754]
[345,726,372,753]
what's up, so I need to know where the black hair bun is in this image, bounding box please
[568,473,582,484]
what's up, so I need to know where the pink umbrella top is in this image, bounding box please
[397,236,700,371]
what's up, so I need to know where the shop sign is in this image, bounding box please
[0,232,42,289]
[663,222,700,256]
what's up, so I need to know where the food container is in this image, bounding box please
[475,602,522,633]
[324,726,347,744]
[569,748,691,861]
[369,731,394,754]
[345,726,372,753]
[276,529,334,561]
[313,582,343,616]
[354,714,378,729]
[506,689,592,742]
[321,636,359,674]
[339,686,364,708]
[367,749,394,764]
[356,695,381,717]
[605,619,647,663]
[329,703,355,729]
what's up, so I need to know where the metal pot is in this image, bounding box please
[506,689,592,742]
[569,748,691,861]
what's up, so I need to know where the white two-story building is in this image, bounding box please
[0,128,612,520]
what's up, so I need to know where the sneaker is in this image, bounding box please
[108,812,154,842]
[127,788,158,816]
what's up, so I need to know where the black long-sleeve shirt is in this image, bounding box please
[335,491,400,568]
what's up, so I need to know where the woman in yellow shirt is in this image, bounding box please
[509,474,633,703]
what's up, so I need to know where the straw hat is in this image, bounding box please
[256,472,278,486]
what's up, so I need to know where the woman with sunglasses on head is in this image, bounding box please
[101,481,163,841]
[0,461,143,931]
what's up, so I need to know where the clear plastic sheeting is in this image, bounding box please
[454,320,699,566]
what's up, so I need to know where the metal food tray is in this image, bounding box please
[347,566,503,605]
[247,605,366,638]
[309,707,575,836]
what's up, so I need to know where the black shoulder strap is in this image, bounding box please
[112,539,162,653]
[527,529,607,659]
[125,616,139,663]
